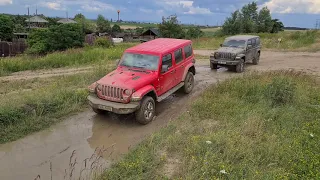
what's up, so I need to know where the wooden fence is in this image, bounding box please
[0,39,28,57]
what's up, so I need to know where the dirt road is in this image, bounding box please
[0,50,320,180]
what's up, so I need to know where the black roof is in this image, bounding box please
[140,28,160,36]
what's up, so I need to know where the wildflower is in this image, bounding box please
[220,169,227,174]
[310,133,314,138]
[206,141,212,144]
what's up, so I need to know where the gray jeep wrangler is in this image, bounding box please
[210,35,261,73]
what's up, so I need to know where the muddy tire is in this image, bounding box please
[253,52,260,65]
[210,62,218,70]
[183,71,194,94]
[235,59,245,73]
[135,96,155,125]
[92,107,104,114]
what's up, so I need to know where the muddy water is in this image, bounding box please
[0,61,235,180]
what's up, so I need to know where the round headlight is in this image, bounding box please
[97,84,102,91]
[124,89,132,96]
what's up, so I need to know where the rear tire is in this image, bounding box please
[135,96,155,125]
[210,62,218,70]
[253,52,260,65]
[235,59,245,73]
[183,72,194,94]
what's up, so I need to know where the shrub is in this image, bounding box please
[265,77,296,106]
[94,37,113,48]
[27,24,85,55]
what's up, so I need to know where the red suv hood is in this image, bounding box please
[96,67,158,90]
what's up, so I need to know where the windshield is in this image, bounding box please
[120,53,160,71]
[222,39,246,48]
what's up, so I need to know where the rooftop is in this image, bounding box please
[25,16,48,23]
[57,18,77,24]
[125,38,191,55]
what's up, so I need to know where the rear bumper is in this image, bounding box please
[210,58,240,66]
[87,95,140,114]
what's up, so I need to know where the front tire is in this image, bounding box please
[235,59,245,73]
[135,96,155,125]
[183,72,194,94]
[210,62,218,70]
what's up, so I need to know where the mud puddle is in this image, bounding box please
[0,61,234,180]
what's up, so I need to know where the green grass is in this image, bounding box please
[193,30,320,51]
[99,71,320,179]
[0,64,115,144]
[0,43,136,76]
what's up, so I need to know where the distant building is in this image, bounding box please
[140,28,160,40]
[25,16,49,29]
[57,18,77,24]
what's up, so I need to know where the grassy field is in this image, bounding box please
[0,43,136,76]
[0,62,116,144]
[193,30,320,52]
[99,71,320,179]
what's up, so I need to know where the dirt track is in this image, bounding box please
[0,50,320,180]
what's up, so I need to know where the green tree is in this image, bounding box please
[257,7,273,33]
[271,19,284,33]
[185,26,204,39]
[74,14,96,34]
[96,14,111,33]
[221,1,284,35]
[112,24,122,33]
[47,24,84,51]
[0,15,14,41]
[241,2,258,33]
[27,24,85,55]
[158,15,185,39]
[14,24,26,33]
[26,29,50,55]
[222,10,243,35]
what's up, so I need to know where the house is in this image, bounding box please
[140,28,160,40]
[25,16,49,29]
[57,18,77,24]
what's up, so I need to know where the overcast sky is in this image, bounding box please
[0,0,319,28]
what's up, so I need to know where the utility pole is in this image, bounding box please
[28,7,30,31]
[117,10,120,22]
[316,19,320,30]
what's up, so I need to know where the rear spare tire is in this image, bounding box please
[135,96,155,125]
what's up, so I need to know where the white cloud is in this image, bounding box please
[262,0,320,14]
[40,1,64,10]
[139,8,153,13]
[80,1,115,12]
[0,0,12,6]
[160,0,212,15]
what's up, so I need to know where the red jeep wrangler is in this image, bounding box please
[87,38,196,124]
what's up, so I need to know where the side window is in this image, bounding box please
[256,38,260,45]
[184,44,193,58]
[174,48,183,64]
[252,39,256,47]
[247,40,252,49]
[162,53,172,68]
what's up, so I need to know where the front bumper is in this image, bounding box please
[210,57,240,66]
[87,94,140,114]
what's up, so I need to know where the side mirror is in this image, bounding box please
[247,45,252,50]
[116,59,120,66]
[220,44,222,47]
[161,64,169,73]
